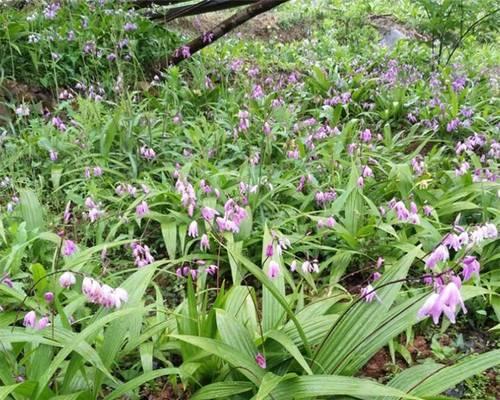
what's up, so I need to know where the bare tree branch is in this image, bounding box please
[156,0,289,70]
[147,0,257,21]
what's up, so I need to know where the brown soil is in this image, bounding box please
[367,14,430,41]
[141,382,190,400]
[407,335,432,359]
[165,11,310,43]
[361,348,391,379]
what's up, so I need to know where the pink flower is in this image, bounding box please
[443,233,462,251]
[23,311,37,328]
[362,165,373,178]
[425,245,449,269]
[268,261,280,279]
[136,201,149,218]
[36,317,50,330]
[59,272,76,288]
[206,264,218,276]
[265,244,274,257]
[439,280,467,323]
[376,257,384,269]
[188,220,199,238]
[44,292,54,303]
[417,279,467,324]
[140,145,156,160]
[360,284,380,303]
[131,242,155,267]
[49,150,58,161]
[200,234,210,251]
[290,260,297,272]
[357,176,364,188]
[417,293,442,324]
[62,239,77,257]
[255,352,266,369]
[423,205,433,216]
[359,129,372,142]
[372,272,382,281]
[201,206,218,221]
[113,288,128,309]
[461,256,480,281]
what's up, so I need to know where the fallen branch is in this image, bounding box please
[156,0,289,70]
[147,0,257,21]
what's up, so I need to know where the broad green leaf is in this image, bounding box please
[262,224,286,332]
[103,368,179,400]
[271,375,422,399]
[266,330,312,375]
[190,382,254,400]
[216,309,257,359]
[161,221,177,260]
[171,334,265,385]
[313,247,420,374]
[19,189,44,232]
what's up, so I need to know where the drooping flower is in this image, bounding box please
[425,245,449,269]
[44,292,54,303]
[206,264,218,276]
[360,284,380,303]
[136,201,149,218]
[417,292,442,324]
[268,261,280,279]
[200,234,210,251]
[59,272,76,288]
[461,256,480,281]
[188,220,199,238]
[359,129,372,142]
[23,311,37,328]
[255,352,266,369]
[131,242,155,267]
[62,239,77,257]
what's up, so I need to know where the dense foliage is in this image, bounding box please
[0,1,498,399]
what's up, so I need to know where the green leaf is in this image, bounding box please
[313,247,420,374]
[19,189,44,232]
[262,224,286,332]
[161,221,177,260]
[271,375,422,399]
[103,368,179,400]
[190,382,254,400]
[216,309,257,359]
[407,349,500,397]
[266,330,312,375]
[171,334,265,385]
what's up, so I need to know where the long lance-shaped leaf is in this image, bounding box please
[171,334,265,384]
[262,223,286,332]
[103,368,180,400]
[190,382,254,400]
[92,264,157,398]
[406,349,500,397]
[270,375,424,400]
[33,307,144,399]
[313,247,420,374]
[338,285,490,375]
[227,246,312,358]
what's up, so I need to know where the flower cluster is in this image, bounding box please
[82,277,128,309]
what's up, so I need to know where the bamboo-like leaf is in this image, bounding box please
[190,382,254,400]
[19,189,44,232]
[270,375,423,399]
[171,334,265,385]
[262,224,286,332]
[161,221,177,260]
[407,349,500,397]
[313,247,420,374]
[103,368,179,400]
[266,330,313,375]
[33,308,144,399]
[216,309,257,360]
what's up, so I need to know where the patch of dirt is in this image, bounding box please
[141,382,190,400]
[361,349,391,379]
[367,14,430,41]
[166,11,310,43]
[407,335,433,359]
